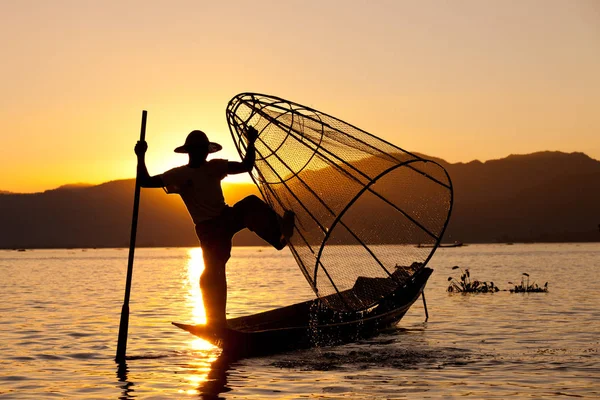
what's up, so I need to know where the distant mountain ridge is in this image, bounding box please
[439,151,600,243]
[1,151,598,248]
[53,183,95,191]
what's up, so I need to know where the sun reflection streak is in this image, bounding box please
[185,248,214,352]
[181,248,223,392]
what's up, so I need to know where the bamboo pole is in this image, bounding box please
[116,110,147,363]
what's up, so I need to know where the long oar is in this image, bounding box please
[116,110,147,363]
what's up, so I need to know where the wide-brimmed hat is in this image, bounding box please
[174,130,222,154]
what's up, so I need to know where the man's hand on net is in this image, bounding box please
[135,140,148,157]
[245,126,259,144]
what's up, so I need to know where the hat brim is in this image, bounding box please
[174,142,222,154]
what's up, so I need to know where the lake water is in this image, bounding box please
[1,243,599,399]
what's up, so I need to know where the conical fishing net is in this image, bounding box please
[226,93,453,312]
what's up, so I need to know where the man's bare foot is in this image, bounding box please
[274,211,295,250]
[207,321,228,333]
[281,210,295,241]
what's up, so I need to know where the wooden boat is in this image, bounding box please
[171,94,453,359]
[173,266,432,358]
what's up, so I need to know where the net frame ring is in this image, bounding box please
[226,93,265,157]
[227,93,324,184]
[312,159,453,311]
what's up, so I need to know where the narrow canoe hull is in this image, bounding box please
[173,267,432,358]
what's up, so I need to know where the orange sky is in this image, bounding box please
[1,0,599,193]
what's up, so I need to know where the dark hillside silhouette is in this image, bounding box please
[442,152,600,243]
[0,180,260,248]
[1,151,599,248]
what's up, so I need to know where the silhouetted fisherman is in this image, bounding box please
[135,128,294,328]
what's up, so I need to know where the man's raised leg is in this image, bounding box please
[233,195,294,250]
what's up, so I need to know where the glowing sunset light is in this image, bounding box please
[185,247,216,352]
[181,354,220,393]
[0,1,598,193]
[181,248,220,391]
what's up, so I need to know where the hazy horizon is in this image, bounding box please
[1,149,598,194]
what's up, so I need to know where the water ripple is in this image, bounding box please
[0,245,598,398]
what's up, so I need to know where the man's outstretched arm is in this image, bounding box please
[228,126,258,175]
[135,141,164,188]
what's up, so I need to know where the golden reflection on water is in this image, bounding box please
[185,247,218,351]
[186,247,207,326]
[184,248,219,389]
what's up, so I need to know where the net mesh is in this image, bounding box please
[226,93,453,312]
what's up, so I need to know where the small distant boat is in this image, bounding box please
[440,241,465,248]
[417,241,464,248]
[173,267,432,358]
